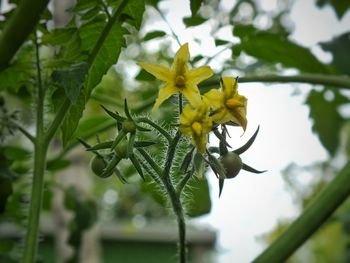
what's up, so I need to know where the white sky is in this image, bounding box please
[139,0,350,262]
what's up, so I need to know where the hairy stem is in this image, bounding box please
[253,162,350,262]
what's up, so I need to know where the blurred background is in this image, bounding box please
[1,0,350,262]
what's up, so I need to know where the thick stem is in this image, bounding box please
[0,0,50,70]
[23,33,48,262]
[23,139,48,263]
[201,74,350,90]
[252,162,350,263]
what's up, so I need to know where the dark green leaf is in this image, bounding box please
[3,146,30,161]
[52,62,88,104]
[135,69,156,81]
[215,39,229,46]
[47,159,71,171]
[143,30,166,41]
[233,25,329,73]
[190,0,203,17]
[0,177,12,214]
[123,0,145,30]
[192,55,203,64]
[183,15,207,27]
[305,89,347,156]
[185,177,211,217]
[320,32,350,76]
[52,88,87,146]
[317,0,350,19]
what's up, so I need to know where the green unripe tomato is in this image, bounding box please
[90,156,111,178]
[122,120,136,133]
[220,152,242,179]
[114,140,128,159]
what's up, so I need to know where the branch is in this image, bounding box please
[201,74,350,89]
[252,162,350,262]
[0,0,50,71]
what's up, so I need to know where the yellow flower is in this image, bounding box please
[204,77,247,130]
[138,43,214,111]
[180,103,213,153]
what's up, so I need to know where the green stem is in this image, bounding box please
[0,0,50,70]
[201,74,350,89]
[137,117,172,142]
[161,131,187,262]
[162,175,187,263]
[23,34,48,262]
[137,148,163,177]
[252,162,350,263]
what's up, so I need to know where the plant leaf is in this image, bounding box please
[316,0,350,19]
[185,177,211,217]
[52,62,88,104]
[143,30,166,41]
[233,24,329,73]
[190,0,203,17]
[183,15,207,27]
[320,32,350,76]
[305,89,347,156]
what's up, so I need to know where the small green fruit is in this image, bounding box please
[220,152,242,179]
[122,120,136,133]
[90,156,110,178]
[114,140,128,159]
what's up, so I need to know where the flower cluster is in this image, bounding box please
[138,43,247,153]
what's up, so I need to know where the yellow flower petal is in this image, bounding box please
[203,89,224,108]
[137,62,173,82]
[152,84,178,111]
[221,77,237,98]
[187,66,214,85]
[181,84,202,107]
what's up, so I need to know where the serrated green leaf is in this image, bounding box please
[143,30,166,41]
[52,62,88,104]
[190,0,203,17]
[317,0,350,19]
[320,32,350,76]
[79,15,106,52]
[183,15,207,27]
[215,39,229,46]
[185,177,211,217]
[233,25,329,73]
[305,89,347,156]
